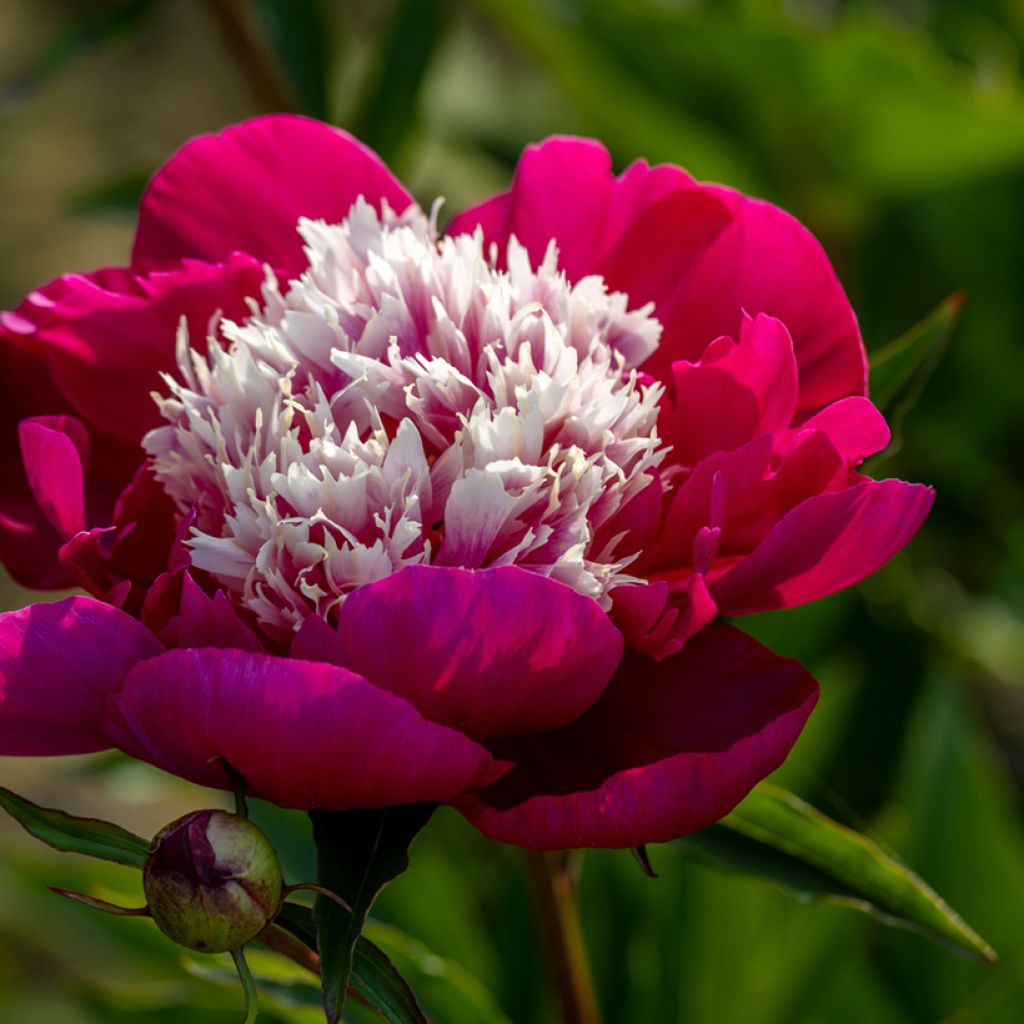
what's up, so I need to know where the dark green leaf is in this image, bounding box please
[0,787,149,869]
[251,0,337,120]
[310,805,435,1023]
[677,783,995,963]
[348,0,451,162]
[276,902,428,1024]
[869,292,963,455]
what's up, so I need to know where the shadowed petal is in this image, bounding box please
[322,566,624,740]
[102,648,501,810]
[133,115,413,273]
[18,416,89,540]
[0,597,163,755]
[713,479,935,614]
[457,622,818,849]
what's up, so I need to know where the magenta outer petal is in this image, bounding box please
[447,137,709,282]
[327,566,624,740]
[132,115,413,274]
[456,622,818,849]
[652,186,867,413]
[713,480,935,614]
[102,648,502,810]
[0,597,164,755]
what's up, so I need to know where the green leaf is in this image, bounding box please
[276,902,428,1024]
[869,292,963,453]
[251,0,337,120]
[366,920,516,1024]
[0,787,150,869]
[348,0,451,163]
[678,783,996,963]
[310,805,435,1023]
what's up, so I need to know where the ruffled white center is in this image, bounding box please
[145,199,666,635]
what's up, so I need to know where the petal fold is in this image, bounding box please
[457,622,817,849]
[0,597,163,755]
[102,648,500,810]
[327,566,624,740]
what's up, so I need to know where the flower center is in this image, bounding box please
[145,199,666,635]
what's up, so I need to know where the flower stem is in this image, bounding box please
[523,850,602,1024]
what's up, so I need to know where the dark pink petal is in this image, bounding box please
[612,574,717,661]
[447,137,723,285]
[0,597,163,755]
[0,334,80,588]
[33,256,265,444]
[163,574,264,652]
[329,566,623,740]
[650,187,866,413]
[457,622,818,849]
[18,416,89,539]
[660,314,799,468]
[133,115,413,274]
[712,479,935,614]
[102,649,500,810]
[795,396,890,464]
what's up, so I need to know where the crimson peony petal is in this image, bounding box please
[659,314,799,468]
[25,256,265,445]
[325,566,624,740]
[133,115,412,274]
[101,648,501,810]
[649,186,867,413]
[456,622,818,849]
[713,479,935,614]
[446,136,718,284]
[795,396,890,464]
[18,416,89,540]
[0,597,163,755]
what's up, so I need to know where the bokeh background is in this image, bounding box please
[2,1,1024,1021]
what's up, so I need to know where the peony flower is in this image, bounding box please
[0,116,932,849]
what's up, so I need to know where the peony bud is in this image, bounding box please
[143,810,283,953]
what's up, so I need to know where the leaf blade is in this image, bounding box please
[275,901,428,1024]
[869,292,963,455]
[311,805,435,1023]
[0,787,149,869]
[678,783,996,963]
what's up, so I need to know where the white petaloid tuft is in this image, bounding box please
[145,199,666,635]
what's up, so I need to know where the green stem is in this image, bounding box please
[523,850,602,1024]
[231,945,259,1024]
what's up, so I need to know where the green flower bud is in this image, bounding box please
[143,810,283,953]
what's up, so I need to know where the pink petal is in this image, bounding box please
[132,115,413,273]
[457,622,818,849]
[660,314,799,468]
[18,416,89,539]
[795,396,890,464]
[33,255,265,444]
[0,597,163,755]
[713,479,935,614]
[163,574,264,652]
[102,648,500,810]
[649,186,867,413]
[447,137,722,284]
[324,566,624,740]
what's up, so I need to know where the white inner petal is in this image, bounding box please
[145,198,666,635]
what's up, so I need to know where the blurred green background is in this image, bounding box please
[2,0,1024,1021]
